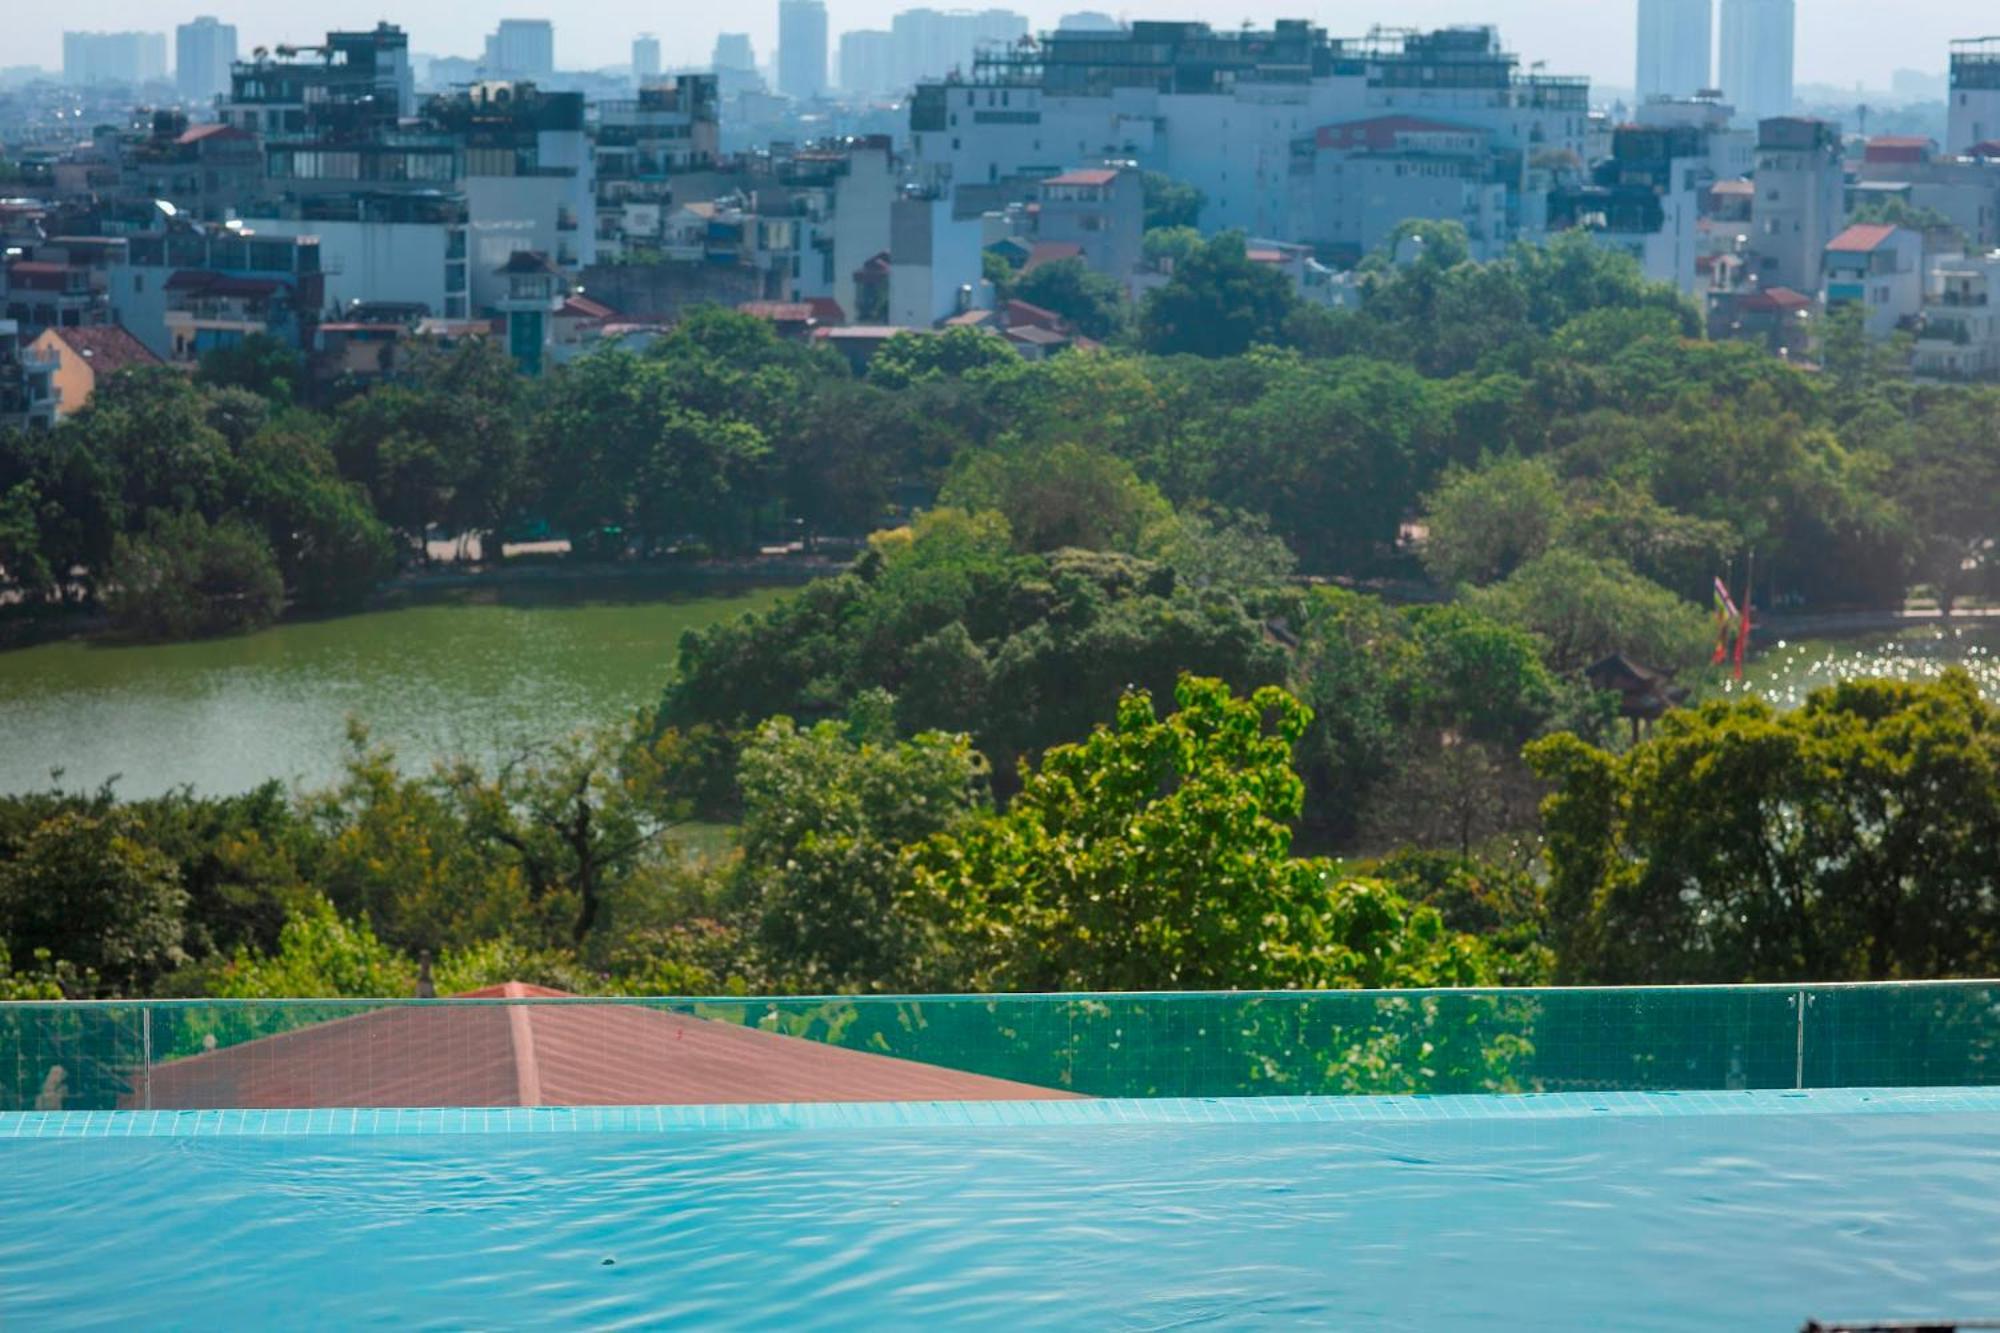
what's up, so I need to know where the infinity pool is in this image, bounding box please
[4,1091,1998,1329]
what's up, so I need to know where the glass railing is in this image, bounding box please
[3,981,1998,1113]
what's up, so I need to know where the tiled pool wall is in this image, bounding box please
[7,1086,2000,1139]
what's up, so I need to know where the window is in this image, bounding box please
[133,274,144,294]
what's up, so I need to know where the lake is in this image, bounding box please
[0,586,789,798]
[1729,621,2000,709]
[0,600,1992,799]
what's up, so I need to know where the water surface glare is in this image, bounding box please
[3,1105,1997,1328]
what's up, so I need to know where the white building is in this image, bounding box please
[1948,39,2000,156]
[1035,164,1143,288]
[176,18,238,106]
[1822,223,1923,338]
[890,193,989,326]
[1287,116,1511,261]
[1914,251,2000,380]
[485,21,555,80]
[830,142,897,319]
[248,214,467,322]
[1636,0,1712,104]
[778,0,829,101]
[1717,0,1794,128]
[910,23,1590,247]
[1750,116,1843,295]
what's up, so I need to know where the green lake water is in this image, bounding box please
[0,586,788,798]
[0,597,1991,800]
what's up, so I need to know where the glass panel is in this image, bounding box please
[4,984,1998,1113]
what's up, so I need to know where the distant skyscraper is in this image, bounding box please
[485,19,555,79]
[1636,0,1710,103]
[633,34,662,81]
[176,17,237,105]
[63,31,167,87]
[778,0,828,100]
[714,32,756,72]
[841,30,896,97]
[1718,0,1794,126]
[889,9,1028,91]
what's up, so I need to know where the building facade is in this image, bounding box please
[910,23,1589,246]
[1749,116,1842,295]
[1949,38,2000,156]
[62,31,168,88]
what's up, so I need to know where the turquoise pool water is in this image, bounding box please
[4,1091,1998,1329]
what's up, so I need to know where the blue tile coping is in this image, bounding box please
[4,1086,1999,1140]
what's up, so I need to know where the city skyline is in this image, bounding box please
[9,1,1976,93]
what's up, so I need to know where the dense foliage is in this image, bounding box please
[2,229,1997,1023]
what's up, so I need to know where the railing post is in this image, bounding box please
[142,1006,153,1111]
[1794,989,1806,1091]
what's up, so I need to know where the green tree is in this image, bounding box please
[904,675,1504,991]
[1141,171,1205,230]
[195,333,305,406]
[1010,258,1128,339]
[1529,672,2000,984]
[103,511,286,639]
[0,810,188,993]
[1140,232,1297,358]
[1420,455,1565,586]
[1466,547,1711,674]
[733,711,989,990]
[942,440,1171,553]
[868,326,1020,390]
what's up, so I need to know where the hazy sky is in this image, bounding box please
[10,1,1984,91]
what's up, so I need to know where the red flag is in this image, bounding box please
[1732,584,1753,680]
[1711,577,1740,666]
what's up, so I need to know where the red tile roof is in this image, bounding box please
[1827,223,1900,253]
[125,983,1077,1109]
[737,300,817,323]
[804,296,846,327]
[560,294,619,321]
[1043,167,1119,187]
[44,324,160,376]
[176,123,252,146]
[1739,286,1814,313]
[1863,135,1933,164]
[1020,240,1083,273]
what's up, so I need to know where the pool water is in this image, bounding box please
[4,1092,1998,1329]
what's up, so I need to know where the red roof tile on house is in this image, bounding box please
[737,300,816,323]
[1020,241,1083,274]
[176,123,252,146]
[804,296,846,327]
[560,294,619,321]
[1739,286,1814,313]
[45,324,160,376]
[1043,167,1119,187]
[1827,223,1900,253]
[1863,135,1934,164]
[124,983,1077,1109]
[1003,297,1063,330]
